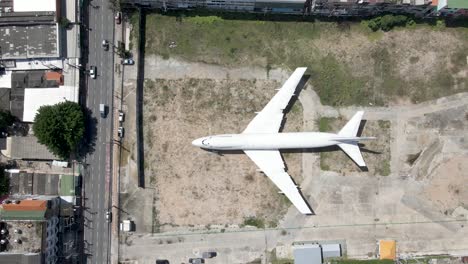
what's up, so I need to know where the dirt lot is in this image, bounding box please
[142,78,303,228]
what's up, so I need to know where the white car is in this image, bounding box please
[105,211,112,223]
[118,127,125,138]
[121,58,135,65]
[118,111,125,122]
[89,66,96,79]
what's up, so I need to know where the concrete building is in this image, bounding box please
[121,0,466,17]
[321,244,341,259]
[1,136,59,160]
[293,243,322,264]
[0,196,78,264]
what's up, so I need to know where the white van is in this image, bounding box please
[100,104,106,118]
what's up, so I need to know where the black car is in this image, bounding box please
[156,260,169,264]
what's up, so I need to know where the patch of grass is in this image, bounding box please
[377,120,391,129]
[186,15,223,25]
[318,117,333,132]
[377,160,391,176]
[311,54,369,106]
[242,217,265,229]
[320,152,331,171]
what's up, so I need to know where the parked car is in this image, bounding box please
[118,127,125,138]
[105,211,112,223]
[102,40,109,51]
[202,252,217,259]
[121,58,135,65]
[155,260,169,264]
[115,12,121,24]
[118,111,125,122]
[188,258,204,264]
[89,66,96,79]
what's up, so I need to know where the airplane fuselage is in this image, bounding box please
[192,132,355,150]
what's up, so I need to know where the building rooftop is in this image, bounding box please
[294,244,322,264]
[0,210,46,221]
[11,71,60,89]
[23,85,78,122]
[0,220,44,254]
[0,253,41,264]
[448,0,468,8]
[9,172,74,196]
[0,24,59,59]
[0,88,11,111]
[2,200,48,211]
[2,136,59,160]
[9,88,24,121]
[379,240,396,260]
[13,0,56,12]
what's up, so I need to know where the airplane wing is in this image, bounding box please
[242,67,307,134]
[244,150,313,214]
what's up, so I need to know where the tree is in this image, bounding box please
[0,110,14,132]
[0,164,8,195]
[58,17,71,29]
[33,101,85,159]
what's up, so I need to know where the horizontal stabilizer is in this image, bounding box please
[338,143,366,167]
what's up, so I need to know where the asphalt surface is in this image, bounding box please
[83,1,115,263]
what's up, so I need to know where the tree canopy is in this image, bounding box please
[33,101,85,159]
[0,110,14,132]
[0,164,8,195]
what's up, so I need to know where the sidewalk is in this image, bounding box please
[110,15,126,264]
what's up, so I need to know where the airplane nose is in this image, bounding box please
[192,138,203,147]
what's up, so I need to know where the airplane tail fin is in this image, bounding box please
[337,111,366,167]
[338,111,364,137]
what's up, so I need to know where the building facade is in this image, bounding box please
[122,0,468,17]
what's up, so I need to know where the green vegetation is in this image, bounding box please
[377,120,391,130]
[33,101,85,159]
[377,160,391,176]
[139,13,468,106]
[320,152,331,171]
[242,217,265,228]
[59,175,75,196]
[58,17,71,28]
[365,15,414,32]
[318,117,333,132]
[311,55,369,106]
[0,110,14,132]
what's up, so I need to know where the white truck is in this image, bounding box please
[100,104,106,118]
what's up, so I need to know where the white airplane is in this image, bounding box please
[192,67,375,215]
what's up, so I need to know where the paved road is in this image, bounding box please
[83,1,115,263]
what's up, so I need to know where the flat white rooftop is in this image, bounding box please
[0,71,12,89]
[23,86,79,122]
[13,0,56,12]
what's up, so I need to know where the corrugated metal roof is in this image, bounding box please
[7,136,58,160]
[294,244,322,264]
[322,244,341,258]
[0,209,46,220]
[2,200,47,211]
